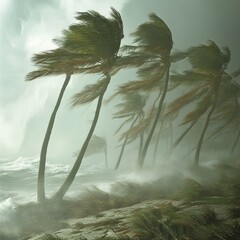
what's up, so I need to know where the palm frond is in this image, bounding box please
[71,77,108,106]
[165,86,207,115]
[113,93,146,118]
[181,93,211,125]
[57,8,123,61]
[84,135,107,157]
[170,70,211,85]
[170,50,189,62]
[188,40,223,72]
[131,13,173,56]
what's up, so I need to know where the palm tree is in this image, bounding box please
[26,48,94,203]
[211,73,240,154]
[165,41,231,165]
[117,14,174,168]
[83,135,108,167]
[190,42,231,165]
[113,93,146,169]
[52,8,123,201]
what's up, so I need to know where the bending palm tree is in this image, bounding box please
[165,41,231,165]
[52,8,123,201]
[26,48,91,203]
[118,14,174,168]
[190,42,231,165]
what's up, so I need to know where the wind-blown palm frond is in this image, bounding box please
[118,67,166,93]
[56,8,123,68]
[188,40,223,72]
[181,93,211,125]
[165,86,207,116]
[85,135,107,157]
[71,77,109,106]
[120,109,154,141]
[113,93,146,119]
[170,70,211,86]
[170,50,189,62]
[131,13,173,56]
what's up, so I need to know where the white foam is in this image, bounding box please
[0,198,16,222]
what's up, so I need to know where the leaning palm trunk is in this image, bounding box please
[152,123,163,166]
[138,63,170,168]
[174,120,198,148]
[38,74,71,203]
[104,149,108,168]
[53,75,111,201]
[194,102,217,166]
[115,115,139,170]
[231,128,240,154]
[204,115,234,143]
[137,133,144,167]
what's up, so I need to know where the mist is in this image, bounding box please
[0,0,240,239]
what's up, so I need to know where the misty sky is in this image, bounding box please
[0,0,239,163]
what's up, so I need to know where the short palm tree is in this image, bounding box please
[84,135,108,167]
[52,8,124,201]
[113,93,146,169]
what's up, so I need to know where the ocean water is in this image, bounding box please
[0,156,157,223]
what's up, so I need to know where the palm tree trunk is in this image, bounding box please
[138,63,170,168]
[162,119,198,160]
[115,115,139,170]
[137,133,144,167]
[104,149,108,168]
[53,75,111,201]
[38,74,71,203]
[152,123,163,166]
[204,115,234,143]
[194,104,216,166]
[231,128,240,154]
[173,119,198,149]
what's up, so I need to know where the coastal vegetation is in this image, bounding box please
[0,5,239,240]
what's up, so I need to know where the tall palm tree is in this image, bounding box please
[190,42,231,165]
[117,14,174,168]
[26,48,94,203]
[52,8,123,201]
[113,93,146,169]
[165,41,231,165]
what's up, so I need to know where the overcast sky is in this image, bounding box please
[0,0,239,163]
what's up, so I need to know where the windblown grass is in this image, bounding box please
[129,204,240,240]
[39,234,66,240]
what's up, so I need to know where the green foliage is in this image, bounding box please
[113,93,146,119]
[188,40,224,72]
[71,77,108,106]
[173,178,206,201]
[57,8,123,63]
[132,13,173,56]
[129,204,240,240]
[95,236,133,240]
[39,234,66,240]
[227,207,240,219]
[221,174,240,204]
